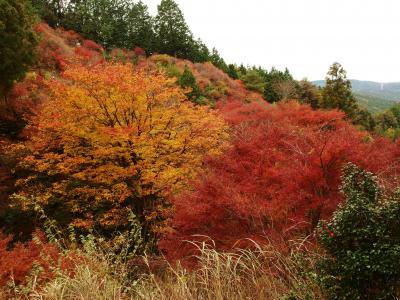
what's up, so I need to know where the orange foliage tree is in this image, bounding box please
[12,63,228,235]
[160,101,400,261]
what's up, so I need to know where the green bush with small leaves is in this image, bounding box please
[177,65,202,103]
[317,163,400,299]
[240,69,265,93]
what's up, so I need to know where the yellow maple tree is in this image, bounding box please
[14,63,228,232]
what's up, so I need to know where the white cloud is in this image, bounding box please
[142,0,400,82]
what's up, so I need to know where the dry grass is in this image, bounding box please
[33,264,125,300]
[136,241,324,300]
[25,240,325,300]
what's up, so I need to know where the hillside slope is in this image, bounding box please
[0,23,264,217]
[0,23,263,138]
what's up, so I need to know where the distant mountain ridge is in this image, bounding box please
[313,79,400,113]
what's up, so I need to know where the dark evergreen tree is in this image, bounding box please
[238,64,247,75]
[227,64,239,79]
[321,62,359,118]
[31,0,65,27]
[177,65,201,103]
[154,0,195,59]
[0,0,37,98]
[126,1,155,53]
[240,69,265,93]
[209,47,230,74]
[0,0,37,137]
[263,67,293,103]
[190,38,210,63]
[63,0,128,49]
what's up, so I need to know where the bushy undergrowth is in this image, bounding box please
[0,203,324,299]
[12,239,324,300]
[317,163,400,299]
[3,164,400,299]
[0,231,76,299]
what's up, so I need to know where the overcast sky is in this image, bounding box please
[142,0,400,82]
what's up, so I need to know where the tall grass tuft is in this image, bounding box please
[32,238,325,300]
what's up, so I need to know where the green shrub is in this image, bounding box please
[177,65,202,103]
[240,69,265,93]
[150,54,175,66]
[165,63,182,78]
[317,163,400,299]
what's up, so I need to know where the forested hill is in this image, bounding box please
[2,1,400,298]
[314,79,400,112]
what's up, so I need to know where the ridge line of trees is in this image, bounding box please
[30,0,235,74]
[2,0,399,138]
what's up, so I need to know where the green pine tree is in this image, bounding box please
[240,69,265,94]
[238,64,247,76]
[0,0,37,98]
[263,67,293,103]
[126,1,155,53]
[31,0,65,27]
[177,65,202,103]
[321,62,359,118]
[154,0,195,59]
[227,64,239,79]
[209,48,228,73]
[190,38,210,63]
[63,0,129,49]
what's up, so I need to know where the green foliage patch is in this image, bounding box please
[317,163,400,299]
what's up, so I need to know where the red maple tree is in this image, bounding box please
[160,101,400,261]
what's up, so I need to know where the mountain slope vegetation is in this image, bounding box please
[1,0,400,299]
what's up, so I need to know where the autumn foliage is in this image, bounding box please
[35,23,104,71]
[0,24,106,140]
[3,22,400,291]
[12,63,228,233]
[0,231,73,289]
[160,101,400,260]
